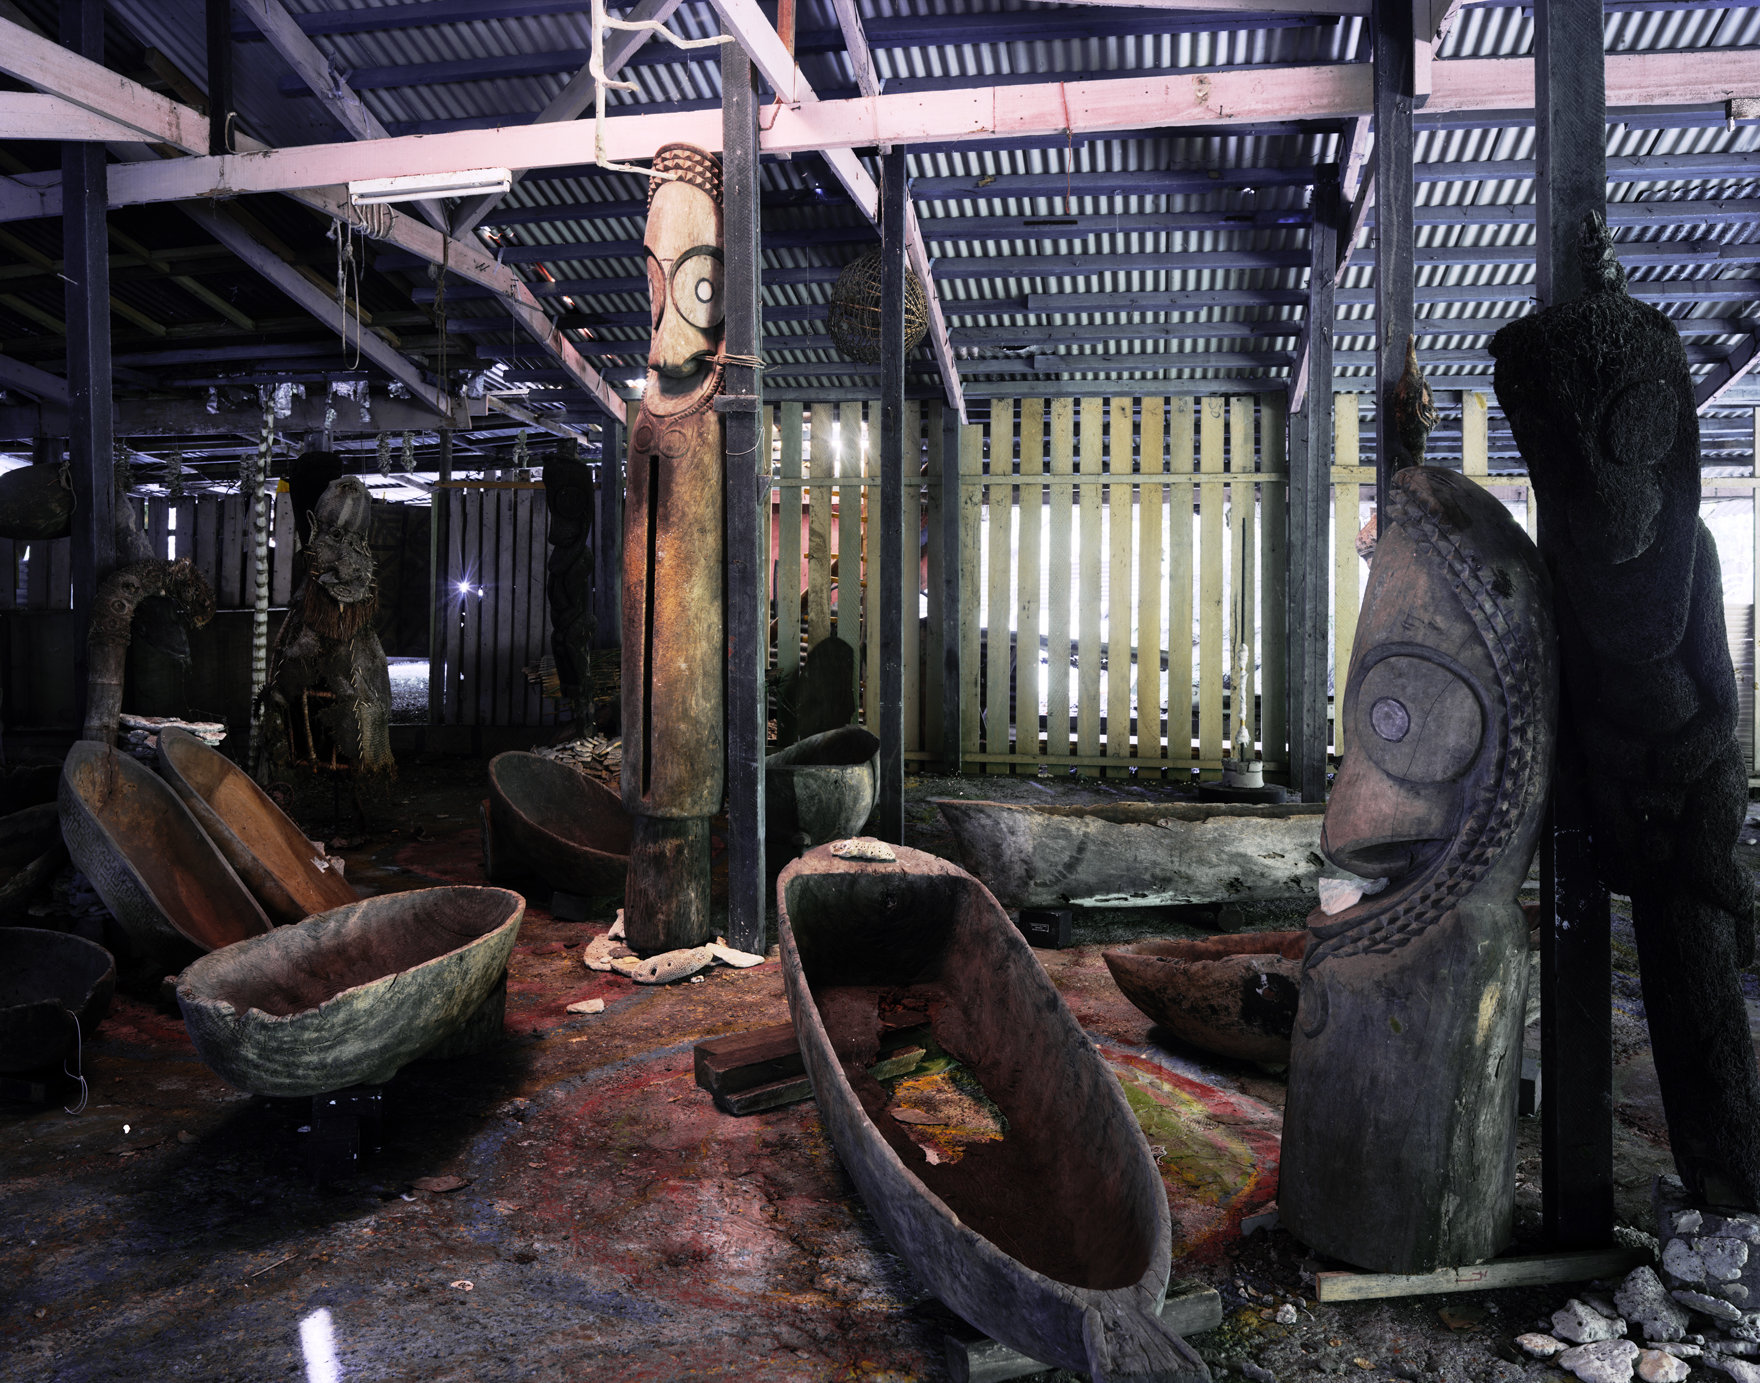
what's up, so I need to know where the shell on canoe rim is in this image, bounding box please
[177,886,524,1097]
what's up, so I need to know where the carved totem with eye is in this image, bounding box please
[1490,216,1760,1212]
[620,144,727,953]
[1281,466,1558,1275]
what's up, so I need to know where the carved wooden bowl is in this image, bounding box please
[1103,931,1309,1065]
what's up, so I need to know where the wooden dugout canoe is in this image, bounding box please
[486,751,631,897]
[0,928,115,1074]
[933,797,1327,910]
[59,740,273,954]
[156,727,356,926]
[177,886,524,1097]
[1103,932,1307,1065]
[778,842,1208,1383]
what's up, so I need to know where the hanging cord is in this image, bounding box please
[589,0,734,179]
[1059,82,1074,215]
[62,1009,87,1116]
[247,390,275,774]
[332,217,364,370]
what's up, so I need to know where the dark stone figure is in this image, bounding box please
[542,454,596,723]
[1282,467,1558,1273]
[1491,216,1760,1211]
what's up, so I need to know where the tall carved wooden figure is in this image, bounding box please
[1492,216,1760,1210]
[1282,467,1558,1274]
[621,144,726,954]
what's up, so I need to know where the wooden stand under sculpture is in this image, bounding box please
[1491,216,1760,1211]
[1281,466,1558,1274]
[621,144,726,954]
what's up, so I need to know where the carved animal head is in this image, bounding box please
[1489,221,1697,565]
[642,144,725,420]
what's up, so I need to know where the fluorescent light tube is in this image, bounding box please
[347,168,513,204]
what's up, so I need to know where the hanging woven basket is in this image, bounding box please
[826,250,929,365]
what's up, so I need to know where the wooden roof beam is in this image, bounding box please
[1696,332,1760,411]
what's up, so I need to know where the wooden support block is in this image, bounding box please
[1313,1248,1644,1304]
[943,1279,1223,1383]
[694,1019,926,1115]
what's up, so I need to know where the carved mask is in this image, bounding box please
[1306,467,1557,972]
[641,144,725,420]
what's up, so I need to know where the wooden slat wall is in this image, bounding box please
[1106,396,1133,775]
[1016,399,1044,763]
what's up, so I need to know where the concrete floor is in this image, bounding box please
[0,761,1735,1382]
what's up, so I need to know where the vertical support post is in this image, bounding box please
[594,422,623,651]
[428,429,453,730]
[940,401,963,772]
[205,0,235,156]
[63,0,114,733]
[1289,164,1338,802]
[722,36,767,954]
[1535,0,1613,1249]
[1371,0,1416,530]
[876,147,908,842]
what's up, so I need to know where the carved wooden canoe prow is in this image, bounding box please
[156,727,357,926]
[177,885,524,1097]
[765,725,881,855]
[59,740,274,955]
[933,797,1327,910]
[0,927,115,1074]
[1103,932,1307,1065]
[487,751,632,897]
[779,841,1208,1383]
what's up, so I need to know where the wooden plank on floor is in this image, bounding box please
[1198,396,1226,778]
[1046,397,1075,761]
[809,401,837,654]
[985,399,1015,771]
[778,402,805,745]
[1138,397,1167,778]
[923,401,945,760]
[1259,395,1288,776]
[1015,398,1045,763]
[1230,396,1257,764]
[959,420,984,767]
[1315,1250,1646,1304]
[1168,398,1195,776]
[835,402,861,710]
[1076,396,1104,761]
[1106,395,1135,773]
[902,400,922,754]
[1333,392,1362,759]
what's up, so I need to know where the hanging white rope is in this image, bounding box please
[247,391,275,773]
[589,0,734,179]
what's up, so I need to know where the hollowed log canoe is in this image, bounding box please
[156,727,356,926]
[59,740,273,954]
[933,797,1326,910]
[0,928,115,1073]
[177,885,524,1097]
[778,842,1208,1383]
[486,752,631,897]
[1102,932,1308,1065]
[766,725,880,855]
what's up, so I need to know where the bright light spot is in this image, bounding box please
[300,1307,342,1383]
[629,377,646,394]
[456,580,473,595]
[122,1124,129,1134]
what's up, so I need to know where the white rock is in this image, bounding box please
[1317,876,1366,915]
[1273,1303,1297,1325]
[1708,1358,1760,1383]
[829,837,896,862]
[1675,1289,1747,1323]
[1650,1343,1702,1359]
[1557,1339,1639,1383]
[1701,1237,1752,1281]
[1617,1266,1693,1342]
[706,941,766,969]
[1517,1334,1568,1359]
[565,998,605,1015]
[582,933,635,972]
[607,910,625,940]
[1663,1238,1707,1283]
[1635,1349,1689,1383]
[1554,1299,1626,1344]
[624,946,717,985]
[1675,1210,1705,1236]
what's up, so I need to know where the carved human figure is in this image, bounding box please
[620,144,726,953]
[1282,466,1558,1274]
[1491,216,1760,1210]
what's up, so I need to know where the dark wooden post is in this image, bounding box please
[428,428,452,730]
[721,36,767,953]
[1288,164,1338,803]
[593,421,623,652]
[1371,0,1417,530]
[876,148,908,842]
[1534,0,1615,1248]
[939,402,962,772]
[205,0,234,156]
[63,0,115,735]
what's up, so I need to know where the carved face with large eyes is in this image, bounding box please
[642,177,725,419]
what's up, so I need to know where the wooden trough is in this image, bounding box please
[0,928,116,1074]
[156,727,357,926]
[933,797,1326,910]
[779,841,1208,1383]
[1103,932,1308,1065]
[59,740,273,954]
[176,886,524,1097]
[485,751,631,897]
